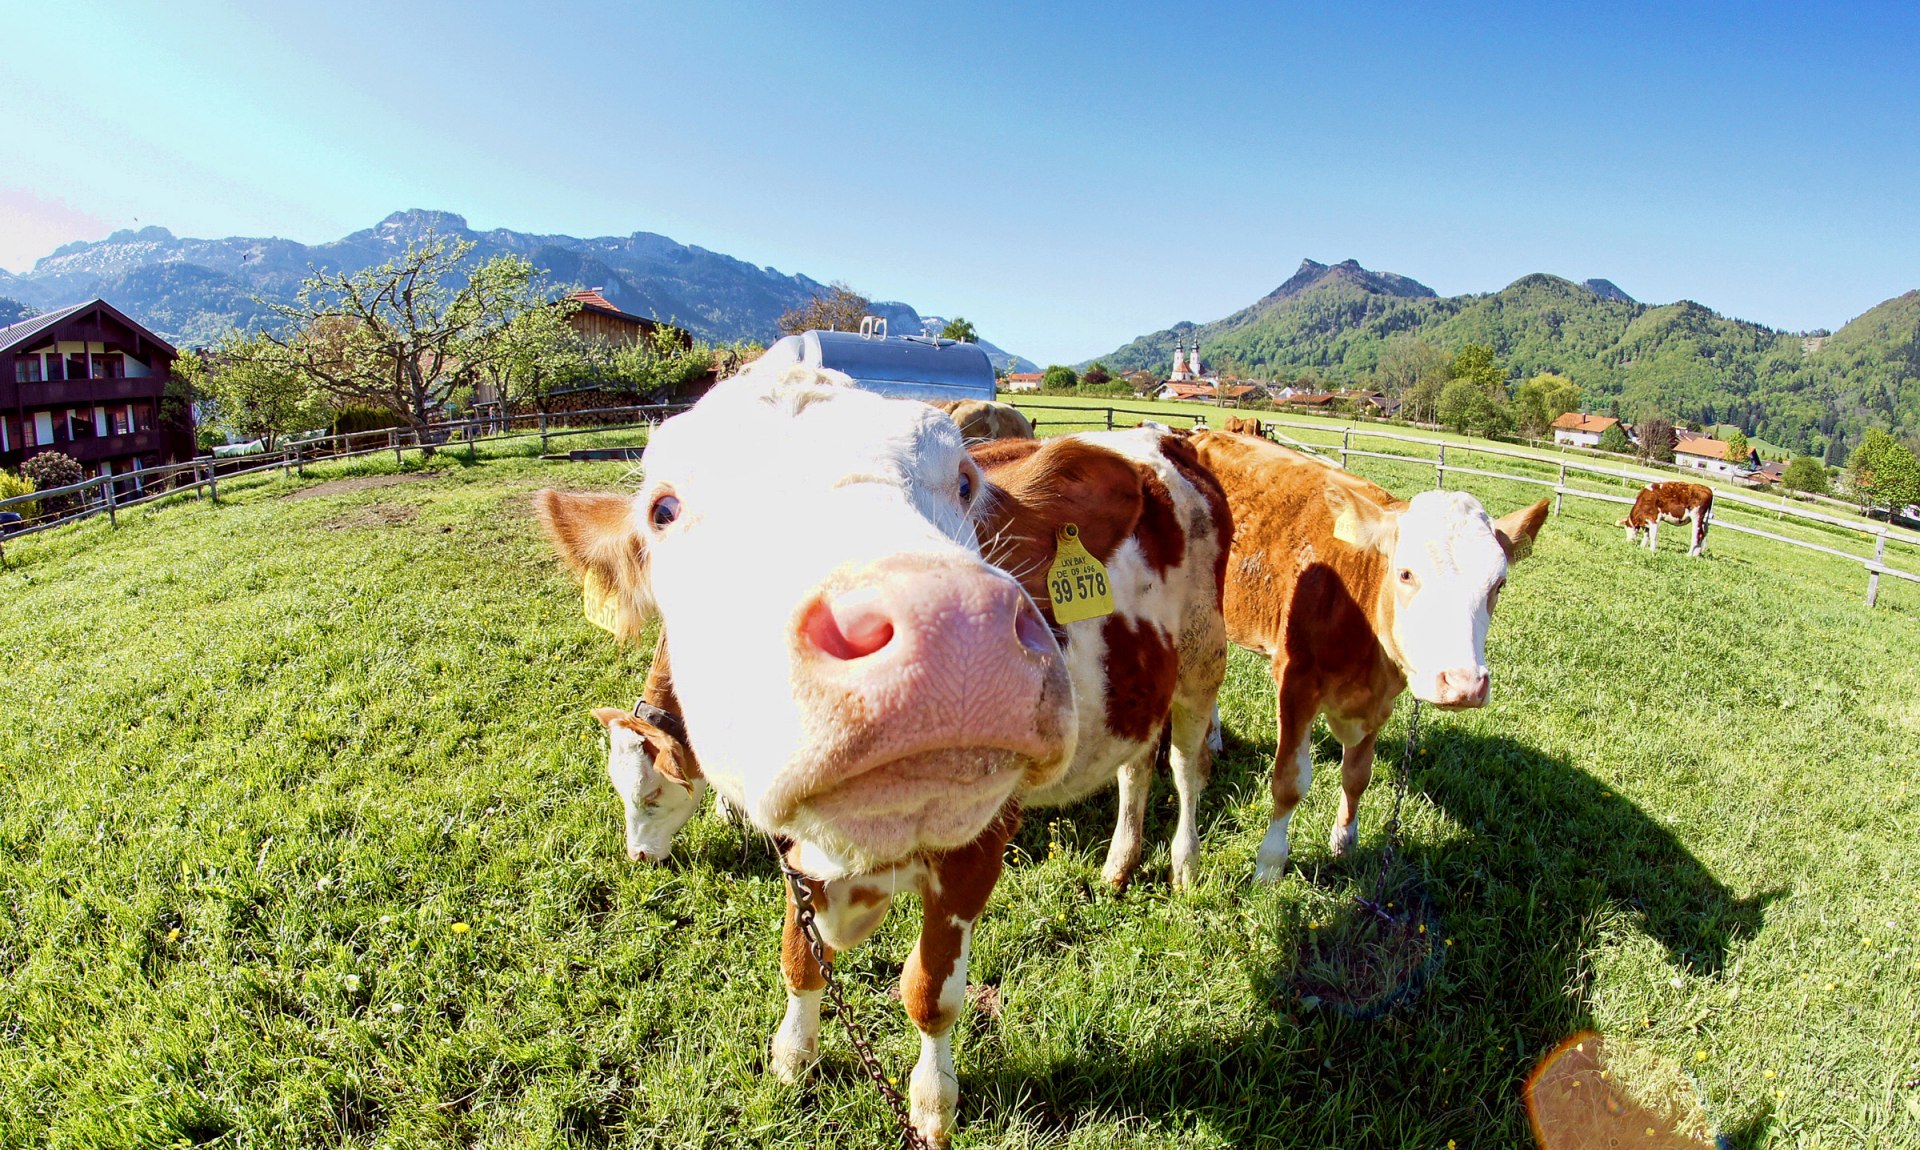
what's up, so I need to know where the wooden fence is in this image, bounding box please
[1016,402,1920,608]
[0,403,688,561]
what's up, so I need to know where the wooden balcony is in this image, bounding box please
[7,430,167,466]
[21,376,170,406]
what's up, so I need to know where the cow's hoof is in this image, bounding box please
[770,1042,815,1084]
[1327,822,1358,857]
[1100,862,1134,892]
[1252,859,1289,884]
[1170,848,1200,891]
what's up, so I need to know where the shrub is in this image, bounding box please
[0,470,35,522]
[332,406,410,437]
[20,452,83,518]
[1597,423,1632,453]
[1782,456,1829,496]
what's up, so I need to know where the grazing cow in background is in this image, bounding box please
[1222,415,1265,437]
[1618,481,1714,557]
[538,364,1227,1147]
[590,644,704,863]
[931,398,1035,441]
[1189,430,1549,880]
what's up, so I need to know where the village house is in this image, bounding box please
[0,299,194,490]
[1156,381,1217,402]
[1673,432,1760,478]
[1003,372,1044,393]
[1551,411,1622,448]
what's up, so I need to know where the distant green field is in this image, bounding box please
[2,438,1916,1148]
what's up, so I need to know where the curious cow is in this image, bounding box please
[931,398,1035,441]
[1188,430,1549,880]
[1221,415,1265,437]
[1618,481,1713,557]
[538,364,1227,1146]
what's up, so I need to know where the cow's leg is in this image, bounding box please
[1690,510,1706,557]
[1100,738,1158,890]
[903,813,1016,1148]
[1328,728,1379,857]
[1647,519,1659,551]
[1255,670,1317,882]
[1167,698,1213,890]
[1207,702,1225,755]
[771,868,895,1083]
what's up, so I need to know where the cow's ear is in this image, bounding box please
[625,714,699,793]
[591,707,629,728]
[535,489,655,636]
[1324,485,1393,552]
[1494,499,1551,562]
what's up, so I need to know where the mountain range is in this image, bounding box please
[1094,258,1920,459]
[0,209,1037,372]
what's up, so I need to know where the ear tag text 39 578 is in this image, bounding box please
[583,571,620,635]
[1047,523,1115,624]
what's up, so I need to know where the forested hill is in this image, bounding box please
[0,210,1035,372]
[1094,260,1920,458]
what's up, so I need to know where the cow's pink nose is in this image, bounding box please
[1435,668,1490,708]
[804,586,897,661]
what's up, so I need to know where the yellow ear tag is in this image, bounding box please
[1331,507,1368,548]
[1047,524,1115,625]
[582,572,620,635]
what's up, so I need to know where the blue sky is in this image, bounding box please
[2,0,1916,363]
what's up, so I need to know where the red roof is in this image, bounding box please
[1006,372,1044,382]
[1552,412,1620,434]
[1674,434,1735,461]
[1162,382,1215,399]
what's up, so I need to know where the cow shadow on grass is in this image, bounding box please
[962,727,1777,1145]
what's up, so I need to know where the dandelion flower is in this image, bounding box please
[450,921,471,934]
[1694,1050,1708,1063]
[167,928,180,942]
[1762,1069,1775,1079]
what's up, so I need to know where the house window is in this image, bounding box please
[14,358,40,383]
[33,411,53,446]
[98,353,124,379]
[67,352,90,380]
[113,407,130,435]
[41,354,62,381]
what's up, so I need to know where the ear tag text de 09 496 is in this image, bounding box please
[1047,523,1115,624]
[583,572,620,635]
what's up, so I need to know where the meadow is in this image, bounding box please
[1,427,1916,1149]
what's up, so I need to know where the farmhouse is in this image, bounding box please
[1156,381,1217,401]
[1673,432,1759,478]
[0,299,194,488]
[1003,372,1044,392]
[560,288,685,348]
[1551,411,1621,448]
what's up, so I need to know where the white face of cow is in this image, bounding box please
[1338,489,1549,710]
[542,366,1076,876]
[594,708,704,863]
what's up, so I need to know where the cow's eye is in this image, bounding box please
[958,469,974,502]
[1398,569,1415,585]
[650,494,681,529]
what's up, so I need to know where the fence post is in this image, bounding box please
[207,459,218,501]
[103,476,116,527]
[1554,461,1567,515]
[1867,530,1887,607]
[1340,428,1350,468]
[390,428,402,464]
[1436,445,1446,489]
[1105,407,1114,431]
[282,446,292,478]
[539,412,549,454]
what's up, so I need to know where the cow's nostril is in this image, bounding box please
[805,587,896,661]
[1014,597,1054,657]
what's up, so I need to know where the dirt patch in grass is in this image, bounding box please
[286,473,433,501]
[317,502,420,530]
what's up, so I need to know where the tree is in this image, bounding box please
[1638,417,1678,464]
[1375,337,1451,402]
[778,282,870,335]
[1404,374,1446,424]
[207,331,329,449]
[464,293,582,416]
[1782,455,1829,496]
[1597,423,1632,453]
[1848,428,1920,511]
[940,317,978,343]
[1449,344,1506,393]
[1438,377,1512,437]
[1723,429,1751,461]
[1082,362,1113,387]
[1513,371,1581,437]
[262,233,544,447]
[1040,365,1079,393]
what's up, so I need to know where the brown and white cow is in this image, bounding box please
[1188,430,1549,880]
[930,398,1035,441]
[1221,415,1265,437]
[538,363,1226,1145]
[1617,481,1713,557]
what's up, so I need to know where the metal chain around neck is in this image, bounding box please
[778,854,935,1150]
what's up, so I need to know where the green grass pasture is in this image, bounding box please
[1,437,1915,1147]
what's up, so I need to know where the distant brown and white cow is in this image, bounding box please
[1617,481,1713,557]
[1189,430,1549,880]
[538,364,1227,1146]
[1221,415,1265,437]
[931,398,1035,441]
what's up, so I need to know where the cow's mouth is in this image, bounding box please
[787,746,1031,867]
